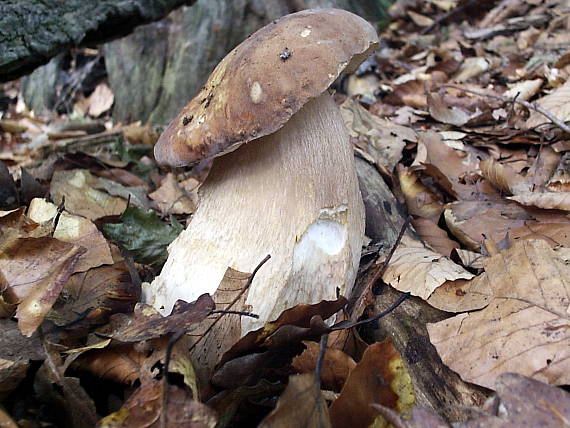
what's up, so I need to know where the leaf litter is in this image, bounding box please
[2,0,570,426]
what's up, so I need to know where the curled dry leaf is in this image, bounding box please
[526,79,570,129]
[479,158,528,195]
[508,191,570,211]
[0,237,85,336]
[398,166,444,221]
[50,169,127,220]
[28,198,113,272]
[329,339,414,428]
[453,57,490,82]
[107,293,215,343]
[427,92,472,126]
[427,240,570,389]
[189,267,252,373]
[259,373,331,428]
[99,381,217,428]
[291,341,356,392]
[340,98,414,171]
[87,82,114,117]
[71,343,145,385]
[382,235,474,300]
[444,200,532,250]
[149,173,197,215]
[412,218,460,258]
[48,263,139,328]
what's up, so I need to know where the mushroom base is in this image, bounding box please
[143,93,365,333]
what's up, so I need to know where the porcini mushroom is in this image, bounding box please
[144,9,379,332]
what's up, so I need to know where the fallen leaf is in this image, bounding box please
[50,169,128,220]
[329,339,414,428]
[189,268,252,373]
[398,166,444,221]
[149,173,197,215]
[341,98,414,170]
[508,192,570,211]
[291,341,356,392]
[259,373,331,428]
[479,158,528,194]
[427,92,472,126]
[28,198,113,272]
[0,237,85,336]
[48,263,139,328]
[87,83,114,117]
[427,240,570,389]
[103,206,183,266]
[107,294,215,343]
[382,235,474,300]
[412,218,460,257]
[453,57,490,82]
[98,381,216,428]
[526,79,570,128]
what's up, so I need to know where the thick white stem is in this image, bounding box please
[143,93,365,333]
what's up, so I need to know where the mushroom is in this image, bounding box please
[144,9,379,333]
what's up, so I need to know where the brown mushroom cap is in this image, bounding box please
[154,8,379,166]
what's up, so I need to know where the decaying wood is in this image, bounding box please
[354,160,490,422]
[0,0,195,82]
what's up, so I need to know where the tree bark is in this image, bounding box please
[103,0,391,124]
[0,0,196,82]
[354,158,490,422]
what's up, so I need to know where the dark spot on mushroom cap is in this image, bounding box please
[279,48,292,61]
[182,115,193,126]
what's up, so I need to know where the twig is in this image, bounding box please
[210,309,259,318]
[439,84,570,134]
[161,330,185,428]
[421,0,479,35]
[314,333,329,391]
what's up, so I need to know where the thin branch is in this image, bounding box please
[314,333,329,391]
[210,309,259,318]
[439,84,570,134]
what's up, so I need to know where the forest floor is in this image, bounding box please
[1,0,570,427]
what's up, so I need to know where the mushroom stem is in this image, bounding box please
[143,93,365,332]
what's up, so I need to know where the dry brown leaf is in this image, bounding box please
[427,240,570,389]
[526,79,570,128]
[427,275,492,313]
[98,381,216,427]
[72,343,144,385]
[291,341,356,392]
[427,92,472,126]
[453,57,490,82]
[453,248,486,269]
[444,200,532,250]
[341,98,414,170]
[412,218,460,257]
[28,198,113,272]
[385,80,427,108]
[48,263,138,327]
[149,173,197,215]
[329,339,414,428]
[50,169,128,220]
[0,237,85,336]
[407,10,434,27]
[87,83,114,117]
[189,267,251,374]
[398,166,444,220]
[509,192,570,211]
[503,79,543,101]
[479,158,528,195]
[382,235,474,300]
[259,373,331,428]
[510,222,570,247]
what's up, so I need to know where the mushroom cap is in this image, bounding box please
[154,8,380,166]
